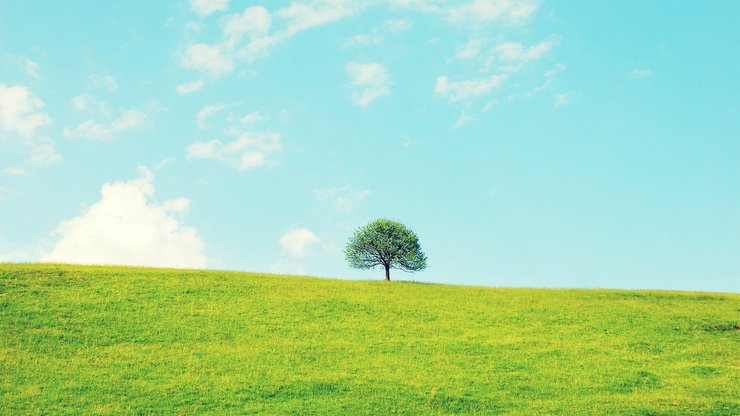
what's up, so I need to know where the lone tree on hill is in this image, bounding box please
[345,218,427,281]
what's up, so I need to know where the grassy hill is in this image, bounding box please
[1,264,738,415]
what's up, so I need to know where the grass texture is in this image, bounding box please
[1,263,738,415]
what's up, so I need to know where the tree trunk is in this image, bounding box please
[385,265,390,282]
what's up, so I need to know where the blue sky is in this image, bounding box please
[1,0,738,292]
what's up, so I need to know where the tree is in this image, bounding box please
[345,218,427,281]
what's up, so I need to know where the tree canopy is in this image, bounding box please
[345,218,427,281]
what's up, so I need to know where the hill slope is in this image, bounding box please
[1,264,738,415]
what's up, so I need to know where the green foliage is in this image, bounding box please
[345,218,427,280]
[1,263,739,415]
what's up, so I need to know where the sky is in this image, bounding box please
[0,0,738,292]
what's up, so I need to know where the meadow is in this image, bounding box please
[1,263,738,415]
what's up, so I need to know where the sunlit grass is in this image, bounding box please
[1,263,738,414]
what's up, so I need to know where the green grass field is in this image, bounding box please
[1,264,738,415]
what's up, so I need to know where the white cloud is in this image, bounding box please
[191,0,229,16]
[0,83,60,166]
[630,68,653,79]
[482,99,497,112]
[345,33,372,46]
[0,83,52,137]
[239,111,264,126]
[279,228,320,257]
[232,2,364,62]
[435,73,508,101]
[314,186,371,212]
[2,167,28,176]
[27,142,62,165]
[90,74,118,91]
[237,35,281,63]
[345,19,410,47]
[456,38,483,60]
[196,104,225,128]
[186,130,282,171]
[112,109,146,131]
[181,43,235,78]
[545,63,565,78]
[554,92,571,106]
[154,157,175,170]
[176,79,205,95]
[223,6,271,46]
[63,108,146,140]
[180,2,399,76]
[495,40,554,62]
[186,140,219,159]
[42,167,206,268]
[455,110,473,128]
[277,0,361,37]
[71,94,110,114]
[65,95,159,140]
[346,62,392,106]
[24,59,41,80]
[526,63,565,96]
[447,0,538,25]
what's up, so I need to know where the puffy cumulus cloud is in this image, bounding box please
[42,167,206,268]
[223,6,271,46]
[435,73,508,101]
[346,62,392,106]
[0,83,51,137]
[0,83,61,165]
[314,186,371,212]
[279,228,320,257]
[187,130,281,171]
[191,0,229,16]
[175,79,205,95]
[181,43,235,79]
